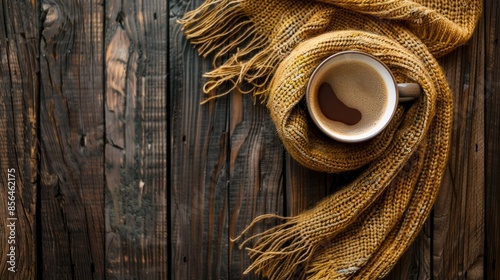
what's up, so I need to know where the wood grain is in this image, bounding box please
[228,92,284,279]
[485,0,500,278]
[39,0,105,278]
[105,0,169,278]
[432,18,485,279]
[285,155,329,216]
[169,0,230,279]
[0,0,39,278]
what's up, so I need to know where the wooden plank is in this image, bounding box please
[484,0,500,278]
[39,0,105,278]
[105,0,168,278]
[228,92,285,279]
[432,19,485,279]
[285,155,328,216]
[286,153,363,217]
[0,0,38,278]
[169,0,230,279]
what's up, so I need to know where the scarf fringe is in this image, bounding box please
[233,215,316,279]
[179,0,278,103]
[179,0,250,60]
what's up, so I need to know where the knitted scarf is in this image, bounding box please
[179,0,481,278]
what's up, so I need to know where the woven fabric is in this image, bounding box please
[180,0,481,278]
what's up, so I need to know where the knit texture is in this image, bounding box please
[179,0,481,278]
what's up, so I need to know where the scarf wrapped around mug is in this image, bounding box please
[179,0,481,278]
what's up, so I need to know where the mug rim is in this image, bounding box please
[306,50,398,143]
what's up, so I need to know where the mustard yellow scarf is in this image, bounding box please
[180,0,481,278]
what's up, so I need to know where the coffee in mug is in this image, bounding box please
[306,51,420,143]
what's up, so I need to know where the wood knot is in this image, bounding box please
[41,172,58,187]
[42,3,58,26]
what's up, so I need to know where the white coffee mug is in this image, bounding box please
[306,51,420,143]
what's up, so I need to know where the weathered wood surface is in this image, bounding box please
[432,20,485,279]
[169,0,230,277]
[0,0,498,279]
[485,0,500,279]
[105,0,169,279]
[0,0,38,279]
[39,0,105,279]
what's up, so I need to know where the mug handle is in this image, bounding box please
[398,83,421,102]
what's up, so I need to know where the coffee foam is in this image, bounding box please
[309,59,389,138]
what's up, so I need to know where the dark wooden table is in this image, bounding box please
[0,0,498,279]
